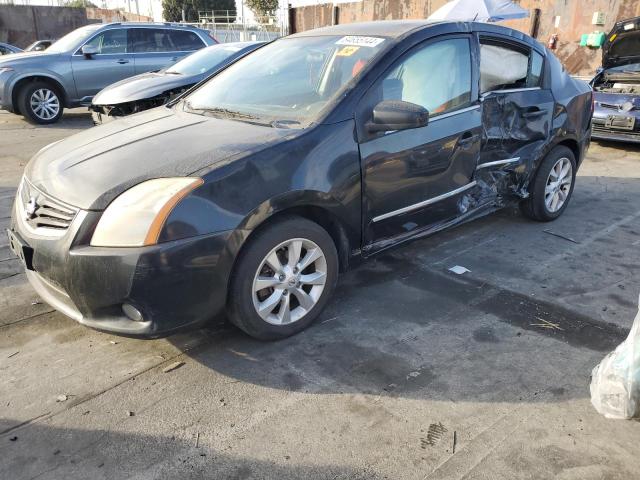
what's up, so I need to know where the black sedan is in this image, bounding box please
[90,41,265,124]
[8,21,592,340]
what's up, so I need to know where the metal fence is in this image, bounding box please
[185,11,285,43]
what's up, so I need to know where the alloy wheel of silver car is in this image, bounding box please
[252,238,327,326]
[30,88,60,121]
[544,157,573,213]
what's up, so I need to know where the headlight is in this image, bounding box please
[0,67,14,74]
[90,177,203,247]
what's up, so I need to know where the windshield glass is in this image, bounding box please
[184,35,387,126]
[166,44,244,75]
[609,32,640,59]
[48,25,102,53]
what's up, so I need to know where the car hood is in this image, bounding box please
[25,107,298,210]
[0,50,61,65]
[92,71,200,106]
[603,16,640,69]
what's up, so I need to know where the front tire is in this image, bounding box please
[227,217,339,340]
[520,146,576,222]
[18,81,64,124]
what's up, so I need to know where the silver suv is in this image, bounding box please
[0,22,215,124]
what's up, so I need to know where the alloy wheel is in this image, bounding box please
[30,88,60,121]
[252,238,327,326]
[544,157,572,213]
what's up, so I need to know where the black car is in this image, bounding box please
[591,16,640,143]
[8,21,592,340]
[90,41,265,124]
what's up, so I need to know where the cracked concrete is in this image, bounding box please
[1,109,639,479]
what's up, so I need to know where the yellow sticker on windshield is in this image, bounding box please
[337,46,360,57]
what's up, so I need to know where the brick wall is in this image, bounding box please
[290,0,640,76]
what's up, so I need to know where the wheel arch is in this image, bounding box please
[553,138,580,166]
[222,191,359,304]
[11,75,67,110]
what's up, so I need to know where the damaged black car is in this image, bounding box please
[591,16,640,143]
[90,41,265,124]
[8,21,592,340]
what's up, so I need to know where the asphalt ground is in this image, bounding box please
[1,108,639,479]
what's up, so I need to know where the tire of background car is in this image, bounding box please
[520,145,577,222]
[227,216,339,340]
[18,81,64,125]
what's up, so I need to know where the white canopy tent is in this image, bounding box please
[428,0,529,23]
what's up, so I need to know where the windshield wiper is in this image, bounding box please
[271,119,302,129]
[184,102,258,120]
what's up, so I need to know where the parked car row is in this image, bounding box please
[0,22,216,123]
[7,20,593,340]
[90,41,264,124]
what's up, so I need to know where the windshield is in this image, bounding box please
[183,35,387,126]
[166,44,245,76]
[609,32,640,59]
[48,25,102,53]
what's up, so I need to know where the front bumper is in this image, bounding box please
[592,106,640,144]
[9,191,233,337]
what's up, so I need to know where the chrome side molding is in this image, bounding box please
[476,157,521,169]
[372,181,478,223]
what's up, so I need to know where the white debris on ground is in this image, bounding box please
[591,294,640,419]
[448,265,471,275]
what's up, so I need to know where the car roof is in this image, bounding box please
[289,20,445,38]
[289,20,542,52]
[100,22,206,30]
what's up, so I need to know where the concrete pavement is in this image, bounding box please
[1,108,639,479]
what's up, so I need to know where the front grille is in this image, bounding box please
[19,178,78,232]
[592,124,640,139]
[597,101,639,112]
[598,102,623,111]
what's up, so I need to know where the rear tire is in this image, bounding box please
[520,146,576,222]
[227,216,338,340]
[18,81,64,125]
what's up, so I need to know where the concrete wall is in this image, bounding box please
[87,7,153,24]
[290,0,640,76]
[0,5,96,48]
[0,5,152,49]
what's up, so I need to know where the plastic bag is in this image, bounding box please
[590,294,640,419]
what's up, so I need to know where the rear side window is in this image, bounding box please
[132,28,195,53]
[480,40,544,93]
[377,38,472,116]
[528,50,544,87]
[168,30,204,51]
[0,45,10,55]
[83,29,128,54]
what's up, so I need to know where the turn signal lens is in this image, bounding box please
[90,177,203,247]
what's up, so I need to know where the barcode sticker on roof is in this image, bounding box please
[336,36,385,48]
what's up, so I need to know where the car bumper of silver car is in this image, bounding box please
[592,113,640,143]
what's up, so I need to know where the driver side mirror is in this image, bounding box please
[81,45,98,58]
[367,100,429,133]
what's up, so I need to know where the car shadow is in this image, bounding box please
[0,421,375,480]
[592,138,640,152]
[167,172,640,405]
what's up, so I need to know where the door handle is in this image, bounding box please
[116,59,129,64]
[522,108,546,119]
[458,131,478,147]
